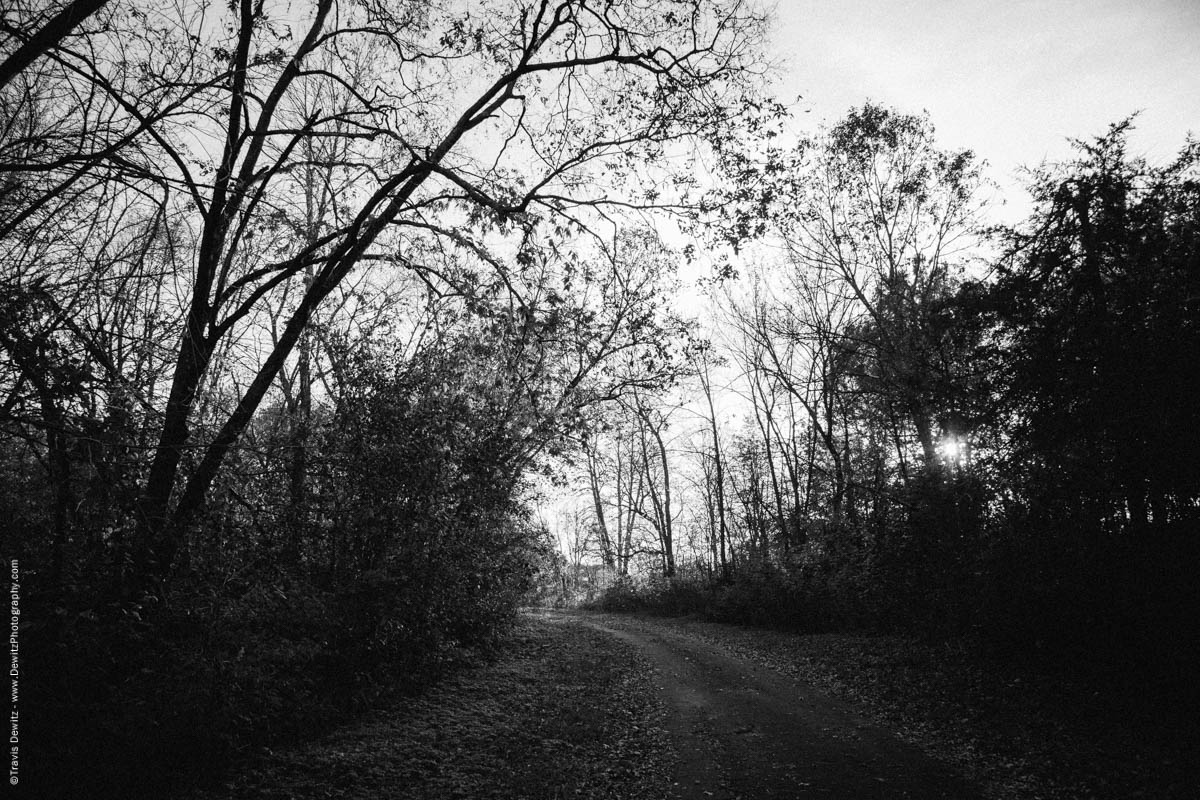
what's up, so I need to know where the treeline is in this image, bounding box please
[0,1,771,796]
[580,107,1200,675]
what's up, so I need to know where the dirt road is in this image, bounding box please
[188,611,987,800]
[575,612,980,800]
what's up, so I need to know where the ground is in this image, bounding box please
[185,610,1198,800]
[580,613,977,799]
[183,612,673,800]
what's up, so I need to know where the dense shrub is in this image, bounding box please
[17,334,552,798]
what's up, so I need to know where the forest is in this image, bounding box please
[1,0,1197,797]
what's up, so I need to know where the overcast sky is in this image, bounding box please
[770,0,1200,222]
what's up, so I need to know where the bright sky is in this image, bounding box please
[771,0,1200,222]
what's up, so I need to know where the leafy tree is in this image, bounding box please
[787,104,986,470]
[990,121,1200,534]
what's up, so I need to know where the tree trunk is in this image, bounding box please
[586,444,615,569]
[700,360,728,579]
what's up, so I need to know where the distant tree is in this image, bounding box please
[583,431,618,570]
[785,104,986,470]
[692,342,731,575]
[627,391,681,577]
[734,267,857,524]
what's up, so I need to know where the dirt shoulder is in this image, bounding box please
[184,612,673,800]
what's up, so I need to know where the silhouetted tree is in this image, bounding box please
[990,121,1200,535]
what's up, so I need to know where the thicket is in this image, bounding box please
[11,331,552,797]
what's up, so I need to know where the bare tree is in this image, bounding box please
[627,391,680,577]
[7,0,769,583]
[692,342,730,576]
[780,104,984,468]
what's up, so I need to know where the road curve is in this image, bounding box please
[573,612,981,800]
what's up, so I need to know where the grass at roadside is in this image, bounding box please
[184,612,672,800]
[602,612,1198,800]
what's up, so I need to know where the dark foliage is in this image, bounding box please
[977,121,1200,667]
[11,332,548,799]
